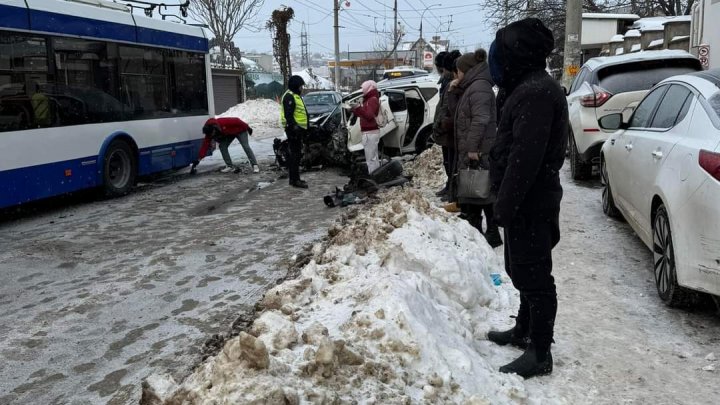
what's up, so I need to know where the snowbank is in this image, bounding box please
[142,151,566,404]
[219,99,281,128]
[405,145,447,192]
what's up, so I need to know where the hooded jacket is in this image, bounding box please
[282,76,308,131]
[432,71,455,146]
[453,61,496,173]
[488,18,569,226]
[197,117,251,161]
[352,88,380,132]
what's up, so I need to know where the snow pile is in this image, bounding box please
[219,99,281,128]
[405,145,447,191]
[142,187,560,404]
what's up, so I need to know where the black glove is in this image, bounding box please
[248,127,253,136]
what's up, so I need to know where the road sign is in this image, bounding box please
[699,44,710,68]
[566,65,580,76]
[423,51,434,67]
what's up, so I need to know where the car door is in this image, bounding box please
[612,85,668,227]
[626,85,692,242]
[379,89,409,149]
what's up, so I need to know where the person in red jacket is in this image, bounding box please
[192,117,259,174]
[350,80,381,174]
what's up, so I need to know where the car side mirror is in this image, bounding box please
[598,113,626,130]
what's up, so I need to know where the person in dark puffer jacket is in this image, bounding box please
[486,18,569,379]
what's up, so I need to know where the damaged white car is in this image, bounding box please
[302,75,440,168]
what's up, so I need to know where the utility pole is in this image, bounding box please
[393,0,398,68]
[562,0,582,89]
[300,22,310,68]
[333,0,341,91]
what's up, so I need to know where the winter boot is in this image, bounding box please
[484,225,503,248]
[220,165,235,173]
[487,324,529,349]
[499,344,553,379]
[253,165,260,173]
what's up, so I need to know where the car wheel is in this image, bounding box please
[653,204,693,307]
[601,158,621,219]
[570,133,593,180]
[103,139,137,197]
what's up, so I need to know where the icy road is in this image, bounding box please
[0,153,718,404]
[0,137,348,404]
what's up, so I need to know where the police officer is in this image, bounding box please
[281,75,309,188]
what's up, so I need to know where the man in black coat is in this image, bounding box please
[487,18,569,378]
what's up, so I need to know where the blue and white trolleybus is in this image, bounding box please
[0,0,214,208]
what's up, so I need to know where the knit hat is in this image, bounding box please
[434,51,448,68]
[443,50,462,71]
[455,49,487,73]
[361,80,377,95]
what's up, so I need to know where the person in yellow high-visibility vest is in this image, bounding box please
[281,75,309,188]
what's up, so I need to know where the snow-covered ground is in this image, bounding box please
[143,147,720,404]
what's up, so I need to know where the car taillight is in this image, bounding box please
[699,149,720,181]
[580,86,613,107]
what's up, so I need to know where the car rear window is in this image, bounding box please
[597,59,701,94]
[708,92,720,121]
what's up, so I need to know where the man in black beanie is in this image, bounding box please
[487,18,569,378]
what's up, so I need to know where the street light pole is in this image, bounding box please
[418,4,440,68]
[333,0,341,91]
[562,0,582,89]
[393,0,398,68]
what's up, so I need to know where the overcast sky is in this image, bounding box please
[226,0,496,55]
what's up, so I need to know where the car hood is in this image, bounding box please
[306,104,334,115]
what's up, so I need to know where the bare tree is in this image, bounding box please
[190,0,265,68]
[267,7,294,88]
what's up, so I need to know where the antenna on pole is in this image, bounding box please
[301,21,310,68]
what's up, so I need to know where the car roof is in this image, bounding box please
[660,69,720,98]
[345,75,438,100]
[583,50,698,71]
[305,91,340,95]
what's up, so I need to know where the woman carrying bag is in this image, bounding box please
[351,80,382,174]
[452,49,503,248]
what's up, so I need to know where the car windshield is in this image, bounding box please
[597,59,701,94]
[304,93,336,105]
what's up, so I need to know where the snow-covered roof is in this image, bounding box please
[648,39,665,48]
[585,49,696,71]
[292,68,334,90]
[583,13,639,20]
[625,30,641,38]
[630,16,692,31]
[610,35,625,43]
[631,44,642,52]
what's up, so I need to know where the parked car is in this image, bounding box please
[599,69,720,306]
[303,91,342,120]
[306,75,440,167]
[380,66,429,81]
[566,50,702,179]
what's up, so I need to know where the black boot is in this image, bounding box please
[484,225,503,248]
[499,344,553,378]
[487,324,529,349]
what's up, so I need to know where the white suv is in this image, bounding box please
[313,75,440,159]
[566,50,701,179]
